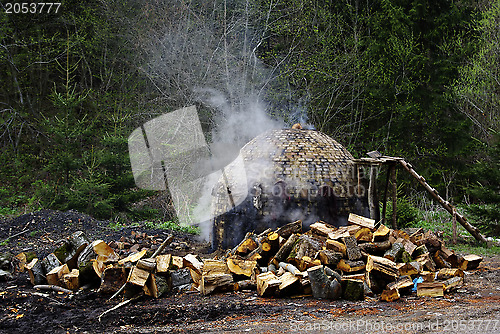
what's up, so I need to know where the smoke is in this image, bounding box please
[125,0,312,241]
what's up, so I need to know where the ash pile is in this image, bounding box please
[5,213,483,302]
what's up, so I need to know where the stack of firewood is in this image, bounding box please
[15,213,483,301]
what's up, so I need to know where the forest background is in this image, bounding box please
[0,0,498,237]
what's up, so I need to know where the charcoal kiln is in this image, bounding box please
[211,128,378,250]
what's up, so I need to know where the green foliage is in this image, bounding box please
[384,197,421,228]
[144,220,200,235]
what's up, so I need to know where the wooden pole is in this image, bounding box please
[391,165,397,230]
[381,165,391,226]
[452,207,457,245]
[398,159,487,243]
[368,166,379,222]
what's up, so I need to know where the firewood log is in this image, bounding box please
[358,240,391,255]
[183,254,203,275]
[307,265,342,299]
[229,232,258,256]
[278,272,300,294]
[275,220,302,239]
[127,266,150,287]
[226,258,257,277]
[437,268,464,280]
[256,271,281,297]
[348,213,375,230]
[337,259,365,273]
[271,234,299,266]
[234,279,256,291]
[200,273,234,295]
[42,253,62,275]
[341,278,365,301]
[118,249,148,265]
[397,261,422,277]
[354,228,373,242]
[372,224,390,242]
[366,255,398,281]
[459,254,483,270]
[326,239,347,257]
[342,236,362,261]
[415,253,436,272]
[412,244,429,258]
[417,282,444,297]
[170,268,192,287]
[99,266,129,294]
[386,275,413,295]
[380,287,400,302]
[310,222,335,238]
[156,254,173,273]
[46,264,70,286]
[144,273,170,298]
[53,231,90,269]
[62,269,79,290]
[278,262,301,275]
[171,256,184,269]
[26,258,45,285]
[136,258,156,272]
[383,242,404,262]
[443,276,464,292]
[433,250,451,269]
[287,235,322,271]
[317,250,342,268]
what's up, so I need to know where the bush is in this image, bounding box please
[384,197,421,228]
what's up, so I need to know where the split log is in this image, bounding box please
[278,262,301,275]
[144,273,170,298]
[380,287,400,302]
[310,222,335,238]
[127,266,150,287]
[317,250,342,268]
[42,253,62,275]
[278,272,300,294]
[433,251,451,269]
[230,232,258,256]
[190,268,202,287]
[365,271,383,294]
[421,271,436,282]
[337,259,365,273]
[383,242,404,262]
[409,230,424,245]
[417,282,444,297]
[341,279,365,301]
[459,254,483,270]
[91,240,119,262]
[117,249,148,265]
[443,276,464,292]
[307,265,342,299]
[156,254,173,273]
[343,236,362,261]
[271,234,299,266]
[372,224,390,242]
[256,271,281,297]
[287,235,322,271]
[203,259,229,275]
[226,258,257,277]
[260,232,280,262]
[99,266,129,294]
[234,279,256,291]
[136,258,156,272]
[366,255,398,280]
[415,253,436,272]
[342,273,365,281]
[62,269,79,290]
[46,264,70,286]
[53,231,90,269]
[355,228,373,243]
[358,240,392,254]
[437,268,464,280]
[275,220,302,239]
[172,256,184,269]
[412,244,429,258]
[401,239,417,256]
[26,258,45,285]
[348,213,375,230]
[326,239,347,257]
[327,226,351,240]
[170,268,193,287]
[398,261,422,277]
[183,254,204,275]
[386,275,413,294]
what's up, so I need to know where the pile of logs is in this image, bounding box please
[14,213,483,302]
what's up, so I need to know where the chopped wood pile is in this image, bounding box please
[13,213,483,302]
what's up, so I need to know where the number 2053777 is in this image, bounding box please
[5,3,61,14]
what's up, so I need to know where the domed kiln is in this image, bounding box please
[211,128,374,250]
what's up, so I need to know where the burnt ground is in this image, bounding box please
[1,210,500,334]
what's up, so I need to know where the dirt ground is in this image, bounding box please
[1,210,499,334]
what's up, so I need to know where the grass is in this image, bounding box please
[144,220,200,235]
